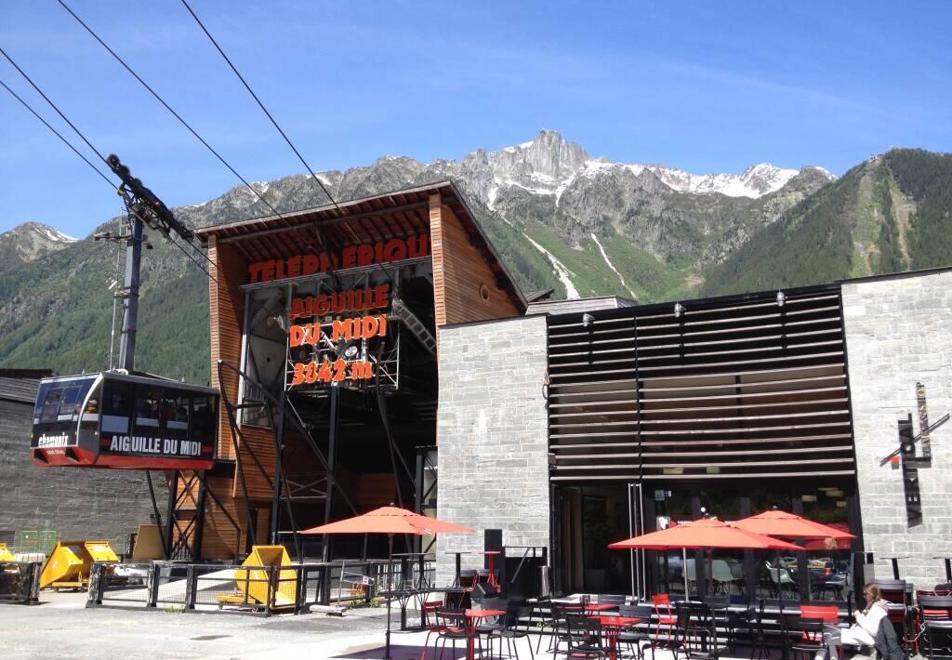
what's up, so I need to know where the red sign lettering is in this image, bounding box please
[248,235,429,284]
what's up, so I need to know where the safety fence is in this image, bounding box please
[0,561,42,605]
[86,558,434,616]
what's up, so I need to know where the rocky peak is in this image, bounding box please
[0,221,77,272]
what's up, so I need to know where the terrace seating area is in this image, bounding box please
[402,574,952,660]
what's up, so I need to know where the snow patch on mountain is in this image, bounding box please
[37,226,77,242]
[474,131,811,204]
[525,234,580,299]
[590,233,637,299]
[646,163,800,198]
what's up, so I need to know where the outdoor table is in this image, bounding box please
[464,608,506,660]
[445,551,464,585]
[588,614,642,660]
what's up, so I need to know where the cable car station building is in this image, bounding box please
[192,180,952,593]
[189,182,525,561]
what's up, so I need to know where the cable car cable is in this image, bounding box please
[178,0,341,212]
[0,46,112,167]
[56,0,287,221]
[0,76,116,189]
[0,54,223,284]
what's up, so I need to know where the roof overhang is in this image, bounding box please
[196,180,526,309]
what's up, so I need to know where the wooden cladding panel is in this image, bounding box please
[231,425,276,501]
[547,289,855,482]
[429,194,520,327]
[208,236,246,461]
[200,476,244,560]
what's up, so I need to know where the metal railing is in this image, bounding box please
[86,558,434,616]
[0,561,42,605]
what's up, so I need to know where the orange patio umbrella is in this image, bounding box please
[301,505,474,536]
[302,506,473,660]
[733,509,856,542]
[609,518,802,597]
[608,518,802,551]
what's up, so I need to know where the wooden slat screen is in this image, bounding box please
[546,287,855,482]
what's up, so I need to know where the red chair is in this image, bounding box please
[799,604,839,623]
[420,595,445,628]
[874,580,914,653]
[915,593,952,655]
[651,594,677,641]
[801,604,840,651]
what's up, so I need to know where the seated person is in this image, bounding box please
[817,584,892,660]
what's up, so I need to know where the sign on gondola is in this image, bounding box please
[31,372,218,470]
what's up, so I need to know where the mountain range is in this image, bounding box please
[1,130,950,383]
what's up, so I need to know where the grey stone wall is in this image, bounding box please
[435,315,550,585]
[0,398,166,555]
[843,270,952,589]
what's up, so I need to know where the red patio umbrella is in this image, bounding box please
[302,506,473,660]
[608,518,802,598]
[803,522,853,550]
[301,505,474,536]
[733,509,856,542]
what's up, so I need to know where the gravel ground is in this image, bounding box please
[0,591,430,660]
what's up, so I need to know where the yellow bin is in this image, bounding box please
[39,540,118,590]
[0,543,14,562]
[217,545,297,610]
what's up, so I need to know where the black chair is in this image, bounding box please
[782,614,827,660]
[874,579,912,650]
[494,599,536,660]
[538,602,584,655]
[617,603,653,660]
[564,613,609,659]
[747,600,770,660]
[705,594,744,652]
[475,597,509,656]
[925,620,952,660]
[678,601,726,660]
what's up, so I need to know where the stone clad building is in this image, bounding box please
[842,269,952,588]
[436,267,952,594]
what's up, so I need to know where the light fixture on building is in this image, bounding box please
[836,500,847,508]
[828,489,844,497]
[343,345,359,359]
[673,302,685,318]
[582,313,594,328]
[777,291,787,307]
[801,494,818,503]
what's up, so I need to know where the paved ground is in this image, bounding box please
[0,592,892,660]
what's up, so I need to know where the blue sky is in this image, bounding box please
[2,1,951,236]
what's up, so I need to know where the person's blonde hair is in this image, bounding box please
[864,584,882,601]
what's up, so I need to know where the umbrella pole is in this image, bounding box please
[776,549,784,613]
[683,548,689,599]
[385,533,393,660]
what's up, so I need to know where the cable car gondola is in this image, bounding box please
[31,371,218,470]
